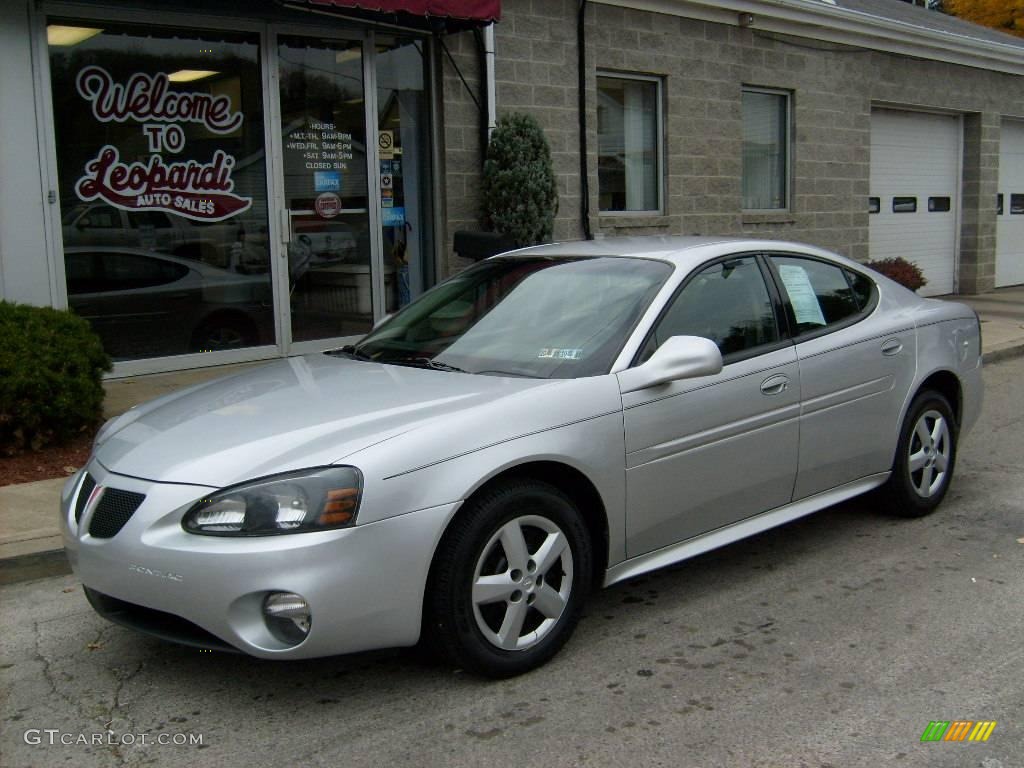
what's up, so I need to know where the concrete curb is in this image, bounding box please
[983,341,1024,365]
[0,549,71,586]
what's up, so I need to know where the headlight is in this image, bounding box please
[182,466,362,536]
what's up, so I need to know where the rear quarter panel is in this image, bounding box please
[910,299,983,438]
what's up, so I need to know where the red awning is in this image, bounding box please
[306,0,500,22]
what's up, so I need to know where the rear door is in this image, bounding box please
[765,254,917,500]
[621,255,800,557]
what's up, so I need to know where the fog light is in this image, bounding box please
[263,592,311,645]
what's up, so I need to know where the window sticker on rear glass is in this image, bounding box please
[777,265,826,326]
[539,348,583,360]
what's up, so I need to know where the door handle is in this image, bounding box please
[280,208,292,247]
[881,339,903,356]
[760,374,789,396]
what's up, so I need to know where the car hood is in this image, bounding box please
[95,354,556,487]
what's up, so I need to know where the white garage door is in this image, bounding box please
[996,119,1024,287]
[870,109,959,296]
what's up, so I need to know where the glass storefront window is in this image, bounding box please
[48,21,272,361]
[47,17,436,369]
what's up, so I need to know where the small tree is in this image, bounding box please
[482,113,559,247]
[944,0,1023,38]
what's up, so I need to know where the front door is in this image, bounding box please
[622,255,800,557]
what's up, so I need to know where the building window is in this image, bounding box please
[742,88,790,210]
[597,74,663,213]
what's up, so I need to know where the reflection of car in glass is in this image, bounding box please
[61,204,267,272]
[62,237,982,678]
[292,223,359,266]
[64,247,273,359]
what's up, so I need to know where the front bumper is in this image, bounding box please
[60,460,458,659]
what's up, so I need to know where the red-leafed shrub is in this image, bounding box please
[865,257,928,292]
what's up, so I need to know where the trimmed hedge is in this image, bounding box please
[0,301,110,454]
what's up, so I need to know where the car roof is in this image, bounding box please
[500,236,861,272]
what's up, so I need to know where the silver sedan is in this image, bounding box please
[61,237,982,678]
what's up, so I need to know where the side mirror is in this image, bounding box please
[617,335,723,394]
[76,217,90,230]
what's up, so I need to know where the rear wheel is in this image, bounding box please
[425,479,592,678]
[878,390,957,517]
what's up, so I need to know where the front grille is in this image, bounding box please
[88,488,146,538]
[74,473,96,524]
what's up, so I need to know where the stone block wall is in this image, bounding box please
[437,0,1024,292]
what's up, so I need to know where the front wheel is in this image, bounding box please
[878,390,958,517]
[425,479,592,678]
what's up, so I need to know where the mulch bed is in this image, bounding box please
[1,432,94,487]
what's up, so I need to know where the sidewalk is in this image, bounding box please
[2,289,1023,582]
[952,286,1024,363]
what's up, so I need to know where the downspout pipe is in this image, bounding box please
[474,23,497,164]
[577,1,593,240]
[484,23,497,139]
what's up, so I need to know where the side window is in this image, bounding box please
[771,256,861,335]
[640,256,779,363]
[96,253,189,291]
[127,210,173,229]
[79,205,121,229]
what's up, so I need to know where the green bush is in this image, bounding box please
[0,301,111,454]
[482,112,559,247]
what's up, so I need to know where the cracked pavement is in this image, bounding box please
[2,357,1022,768]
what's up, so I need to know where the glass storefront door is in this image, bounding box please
[276,34,376,342]
[273,30,435,350]
[46,15,435,373]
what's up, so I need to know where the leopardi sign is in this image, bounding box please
[72,66,252,222]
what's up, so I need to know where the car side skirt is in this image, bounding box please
[603,472,891,587]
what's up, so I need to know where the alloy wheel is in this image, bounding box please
[471,515,574,652]
[908,409,951,498]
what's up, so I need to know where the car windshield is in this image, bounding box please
[346,256,672,379]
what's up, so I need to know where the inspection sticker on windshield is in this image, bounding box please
[539,348,583,360]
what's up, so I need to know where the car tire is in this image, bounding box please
[190,315,257,352]
[425,479,592,678]
[878,389,958,517]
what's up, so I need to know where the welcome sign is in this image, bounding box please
[73,66,252,222]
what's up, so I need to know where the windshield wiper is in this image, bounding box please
[389,356,470,374]
[326,345,373,361]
